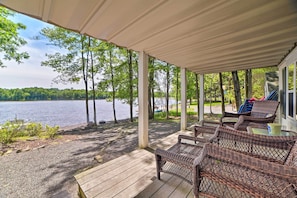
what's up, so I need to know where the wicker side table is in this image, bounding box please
[155,135,208,184]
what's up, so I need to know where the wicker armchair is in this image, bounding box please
[221,100,279,131]
[193,143,297,197]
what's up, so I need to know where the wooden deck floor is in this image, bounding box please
[75,130,194,198]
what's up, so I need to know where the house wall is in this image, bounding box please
[278,46,297,130]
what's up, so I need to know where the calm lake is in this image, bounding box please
[0,100,138,127]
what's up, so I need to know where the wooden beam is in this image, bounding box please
[138,51,149,148]
[180,68,187,131]
[199,74,204,122]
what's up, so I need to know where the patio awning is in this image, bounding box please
[1,0,297,74]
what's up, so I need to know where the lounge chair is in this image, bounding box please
[236,90,278,114]
[221,100,279,131]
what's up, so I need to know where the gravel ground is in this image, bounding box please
[0,120,182,198]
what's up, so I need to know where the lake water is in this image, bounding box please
[0,100,138,127]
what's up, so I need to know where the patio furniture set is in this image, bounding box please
[155,100,297,197]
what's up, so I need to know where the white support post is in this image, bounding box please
[181,68,187,131]
[199,74,204,122]
[138,51,149,148]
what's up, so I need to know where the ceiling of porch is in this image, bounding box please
[1,0,297,74]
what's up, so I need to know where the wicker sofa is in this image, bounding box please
[193,143,297,197]
[155,125,297,197]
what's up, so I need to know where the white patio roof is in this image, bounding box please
[1,0,297,74]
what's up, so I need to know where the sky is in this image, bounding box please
[0,11,85,89]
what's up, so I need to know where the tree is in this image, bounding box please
[172,67,180,116]
[232,71,242,110]
[165,63,171,119]
[127,50,134,122]
[97,42,123,123]
[195,73,199,121]
[219,72,225,114]
[108,43,117,123]
[186,71,197,105]
[148,57,155,119]
[204,73,220,114]
[0,7,29,67]
[40,27,93,124]
[110,48,138,122]
[80,35,90,124]
[245,69,252,99]
[87,36,98,125]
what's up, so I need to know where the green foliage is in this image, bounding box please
[154,110,197,120]
[0,87,106,101]
[0,122,19,144]
[252,67,278,99]
[45,125,59,139]
[25,122,42,136]
[0,122,60,144]
[0,7,29,67]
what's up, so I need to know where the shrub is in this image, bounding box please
[25,122,42,136]
[0,121,60,143]
[0,122,19,144]
[45,125,59,139]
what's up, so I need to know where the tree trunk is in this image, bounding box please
[109,45,117,123]
[81,35,89,124]
[219,72,225,114]
[209,74,213,114]
[166,63,170,119]
[89,37,97,125]
[232,71,242,111]
[245,69,252,99]
[148,58,154,119]
[127,50,134,122]
[195,73,199,121]
[175,68,179,116]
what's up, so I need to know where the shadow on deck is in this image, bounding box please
[75,130,194,198]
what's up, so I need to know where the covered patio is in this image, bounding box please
[1,0,297,197]
[2,1,297,146]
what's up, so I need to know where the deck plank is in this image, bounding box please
[169,179,193,198]
[151,174,186,198]
[134,174,173,198]
[94,165,155,197]
[79,154,150,190]
[75,130,196,198]
[114,173,156,198]
[75,149,146,182]
[82,151,154,196]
